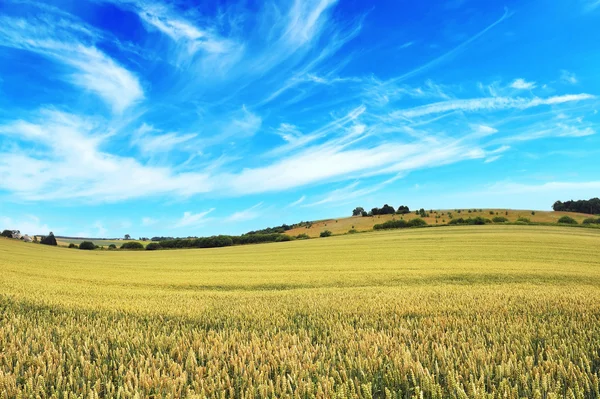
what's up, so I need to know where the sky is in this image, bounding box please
[1,0,599,238]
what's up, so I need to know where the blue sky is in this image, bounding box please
[1,0,599,238]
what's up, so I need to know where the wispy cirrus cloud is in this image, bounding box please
[393,93,595,119]
[0,15,143,113]
[174,209,215,228]
[510,78,536,90]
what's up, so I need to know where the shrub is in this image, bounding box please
[449,217,491,226]
[489,211,495,215]
[348,229,358,234]
[409,218,427,227]
[108,244,117,249]
[531,211,536,215]
[68,243,78,249]
[320,230,332,238]
[40,233,57,246]
[79,241,95,250]
[1,230,13,238]
[145,242,162,250]
[492,216,509,223]
[121,242,145,250]
[558,216,578,225]
[295,233,310,240]
[516,217,531,223]
[582,218,600,225]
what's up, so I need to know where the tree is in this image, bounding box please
[124,234,131,240]
[553,198,600,214]
[145,242,162,250]
[40,232,57,246]
[380,204,396,215]
[1,230,12,238]
[121,242,144,250]
[396,205,410,214]
[352,207,365,216]
[79,241,96,250]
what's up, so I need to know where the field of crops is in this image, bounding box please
[1,225,599,398]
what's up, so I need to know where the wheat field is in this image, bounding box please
[1,225,599,398]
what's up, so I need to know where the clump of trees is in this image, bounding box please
[79,241,96,250]
[583,217,600,225]
[492,216,509,223]
[320,230,332,237]
[557,216,578,225]
[373,218,427,230]
[159,233,293,250]
[145,242,162,250]
[352,207,365,216]
[40,232,57,246]
[1,230,13,238]
[448,217,491,225]
[121,242,144,250]
[553,198,600,215]
[354,204,410,217]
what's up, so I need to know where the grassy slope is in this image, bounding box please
[286,209,596,237]
[1,226,600,397]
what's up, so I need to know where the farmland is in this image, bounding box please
[1,225,599,398]
[285,209,597,237]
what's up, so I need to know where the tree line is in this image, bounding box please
[352,204,411,217]
[553,198,600,215]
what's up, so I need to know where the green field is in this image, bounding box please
[1,225,600,398]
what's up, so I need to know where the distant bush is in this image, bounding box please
[145,242,162,250]
[348,229,358,234]
[295,233,310,240]
[79,241,95,250]
[108,244,117,249]
[582,217,600,225]
[514,221,528,225]
[489,211,495,215]
[40,233,57,246]
[121,242,144,250]
[448,217,491,226]
[1,230,12,238]
[516,217,531,223]
[320,230,332,238]
[373,218,427,230]
[68,243,78,249]
[558,216,578,225]
[492,216,509,223]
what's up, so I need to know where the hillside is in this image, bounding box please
[1,225,600,397]
[285,209,596,237]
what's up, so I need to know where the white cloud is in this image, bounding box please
[0,16,143,113]
[510,78,536,90]
[484,155,502,163]
[141,217,157,226]
[0,215,52,236]
[288,195,306,207]
[225,203,263,222]
[560,70,578,84]
[0,110,213,201]
[394,94,595,119]
[93,221,108,237]
[174,209,215,228]
[131,124,197,155]
[472,125,498,136]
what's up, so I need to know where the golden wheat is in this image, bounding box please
[0,225,599,398]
